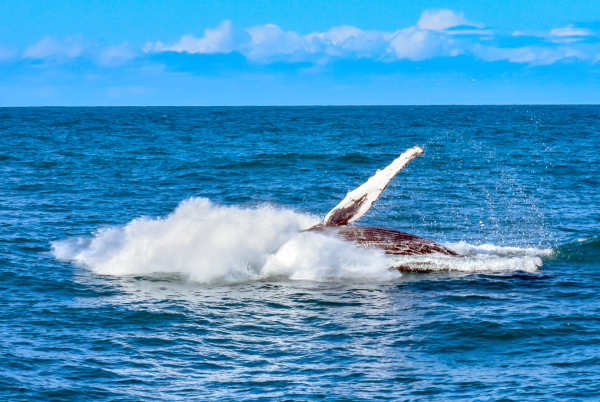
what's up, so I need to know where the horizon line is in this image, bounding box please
[2,103,600,107]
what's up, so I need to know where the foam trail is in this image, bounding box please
[446,241,553,257]
[52,198,398,283]
[388,241,551,273]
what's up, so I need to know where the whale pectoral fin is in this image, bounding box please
[319,145,424,227]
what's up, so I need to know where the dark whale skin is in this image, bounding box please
[307,225,460,256]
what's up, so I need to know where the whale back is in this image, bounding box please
[308,225,459,256]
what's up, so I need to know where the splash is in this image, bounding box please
[52,198,550,282]
[52,198,397,283]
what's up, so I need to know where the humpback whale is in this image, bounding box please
[308,146,460,257]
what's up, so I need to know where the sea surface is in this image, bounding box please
[1,106,599,401]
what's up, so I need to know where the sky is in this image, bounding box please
[1,0,600,105]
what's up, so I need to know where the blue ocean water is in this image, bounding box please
[1,106,599,401]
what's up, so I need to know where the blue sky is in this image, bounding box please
[1,0,600,105]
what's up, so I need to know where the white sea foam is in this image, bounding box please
[390,254,543,273]
[52,198,398,283]
[445,241,553,257]
[387,241,551,273]
[52,197,549,282]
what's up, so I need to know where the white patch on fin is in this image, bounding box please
[320,146,424,226]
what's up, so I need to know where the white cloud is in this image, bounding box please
[142,41,161,53]
[550,25,593,37]
[417,9,483,30]
[473,43,596,65]
[150,15,474,64]
[244,22,471,62]
[243,24,392,62]
[513,26,594,41]
[21,37,140,67]
[246,24,319,61]
[309,25,364,46]
[98,43,137,66]
[309,26,390,59]
[512,30,535,37]
[389,28,449,60]
[145,20,238,54]
[241,23,467,62]
[23,37,84,59]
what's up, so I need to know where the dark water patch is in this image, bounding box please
[555,237,600,262]
[334,153,374,163]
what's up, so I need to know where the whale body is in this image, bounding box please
[307,146,459,257]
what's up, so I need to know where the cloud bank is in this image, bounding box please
[143,10,484,63]
[5,9,600,68]
[135,10,599,66]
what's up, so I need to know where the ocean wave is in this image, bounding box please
[553,237,600,262]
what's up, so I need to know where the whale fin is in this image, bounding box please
[319,146,424,227]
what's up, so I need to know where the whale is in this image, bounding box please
[307,146,460,257]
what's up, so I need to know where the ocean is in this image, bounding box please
[1,106,599,400]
